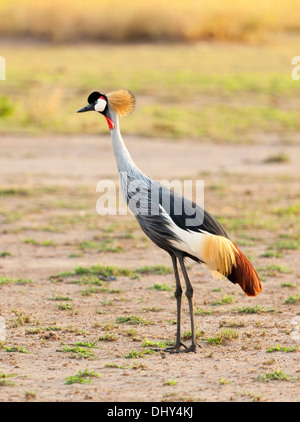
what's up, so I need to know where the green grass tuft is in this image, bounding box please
[266,344,298,353]
[123,349,156,359]
[258,370,291,382]
[284,294,300,304]
[65,369,101,385]
[116,316,152,325]
[263,153,290,163]
[136,265,172,275]
[211,295,234,306]
[149,283,173,292]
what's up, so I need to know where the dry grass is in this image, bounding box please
[1,39,300,141]
[1,0,300,42]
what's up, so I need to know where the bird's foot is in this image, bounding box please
[164,342,196,354]
[164,343,196,354]
[149,342,187,353]
[149,342,197,354]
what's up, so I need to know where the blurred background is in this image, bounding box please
[1,0,300,141]
[0,2,300,403]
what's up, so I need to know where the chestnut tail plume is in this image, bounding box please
[227,245,262,296]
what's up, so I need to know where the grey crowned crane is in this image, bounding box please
[78,89,262,353]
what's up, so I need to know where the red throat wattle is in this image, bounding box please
[105,116,114,130]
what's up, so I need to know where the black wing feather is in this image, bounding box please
[159,185,228,238]
[122,174,228,258]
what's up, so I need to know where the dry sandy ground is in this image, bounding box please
[0,134,299,402]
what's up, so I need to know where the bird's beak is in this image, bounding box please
[77,103,95,113]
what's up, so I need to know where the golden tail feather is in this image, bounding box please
[203,234,262,297]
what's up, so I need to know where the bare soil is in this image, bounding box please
[0,135,299,402]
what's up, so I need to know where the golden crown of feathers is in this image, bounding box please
[106,89,135,117]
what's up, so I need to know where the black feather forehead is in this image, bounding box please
[87,91,107,104]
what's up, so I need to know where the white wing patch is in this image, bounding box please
[159,205,206,260]
[159,205,238,279]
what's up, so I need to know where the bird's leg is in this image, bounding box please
[163,255,187,353]
[177,257,197,353]
[171,254,183,348]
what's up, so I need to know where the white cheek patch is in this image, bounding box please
[95,98,107,112]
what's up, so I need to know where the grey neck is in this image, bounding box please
[109,109,141,177]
